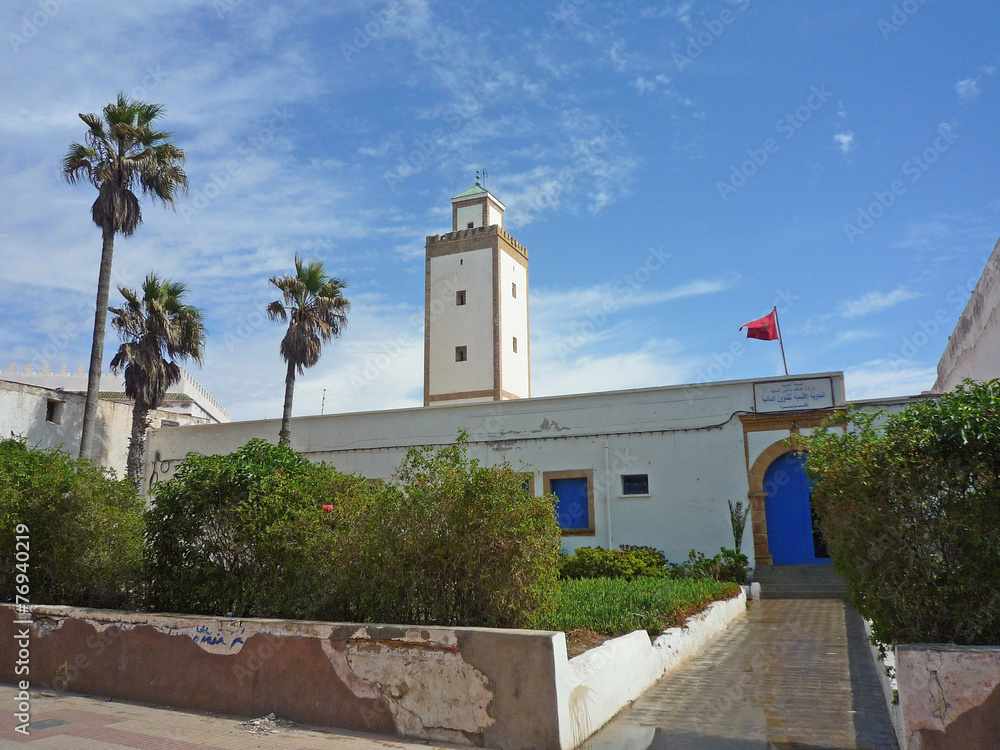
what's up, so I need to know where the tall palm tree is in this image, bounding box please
[63,93,188,460]
[109,274,206,488]
[266,256,349,445]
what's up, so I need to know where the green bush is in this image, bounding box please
[541,577,740,637]
[146,435,563,629]
[670,547,750,583]
[559,545,669,580]
[801,380,1000,645]
[0,438,144,609]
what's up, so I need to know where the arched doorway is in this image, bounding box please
[763,452,831,565]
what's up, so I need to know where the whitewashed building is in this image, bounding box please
[145,181,866,568]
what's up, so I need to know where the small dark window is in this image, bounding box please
[459,258,463,265]
[456,346,467,362]
[45,399,63,425]
[511,282,517,298]
[456,290,466,306]
[467,221,475,229]
[512,337,517,353]
[621,474,649,495]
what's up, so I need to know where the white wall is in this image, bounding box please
[456,203,482,230]
[934,236,1000,392]
[147,373,847,563]
[1,379,209,477]
[500,255,529,398]
[428,247,495,397]
[488,203,503,229]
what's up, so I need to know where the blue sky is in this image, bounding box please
[1,0,998,421]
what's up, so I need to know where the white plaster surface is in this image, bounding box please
[456,204,482,230]
[499,256,529,398]
[896,644,1000,748]
[428,247,494,397]
[865,620,906,750]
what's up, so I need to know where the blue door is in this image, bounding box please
[763,452,831,565]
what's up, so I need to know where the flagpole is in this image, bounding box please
[773,306,789,376]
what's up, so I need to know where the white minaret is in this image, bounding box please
[424,175,530,406]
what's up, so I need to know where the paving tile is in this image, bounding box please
[582,599,899,750]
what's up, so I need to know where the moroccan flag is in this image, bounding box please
[740,310,779,341]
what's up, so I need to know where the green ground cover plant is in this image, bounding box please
[559,545,749,583]
[541,577,740,637]
[0,438,144,609]
[801,379,1000,646]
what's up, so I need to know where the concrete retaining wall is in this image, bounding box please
[2,594,746,749]
[896,643,1000,749]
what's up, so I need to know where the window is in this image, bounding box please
[456,290,466,306]
[512,336,517,353]
[511,282,517,298]
[543,470,595,535]
[621,474,650,496]
[455,346,467,362]
[45,399,63,425]
[467,221,474,229]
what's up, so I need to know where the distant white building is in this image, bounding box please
[146,181,865,569]
[1,364,228,478]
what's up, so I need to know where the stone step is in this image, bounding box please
[754,564,848,599]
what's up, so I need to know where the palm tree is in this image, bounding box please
[63,93,188,460]
[109,274,206,488]
[266,256,349,445]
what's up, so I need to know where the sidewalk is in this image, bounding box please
[0,686,463,750]
[580,599,899,749]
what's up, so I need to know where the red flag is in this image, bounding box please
[740,310,779,341]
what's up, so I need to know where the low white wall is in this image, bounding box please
[864,620,906,750]
[555,590,747,749]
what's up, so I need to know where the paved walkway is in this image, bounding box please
[581,599,899,750]
[0,687,463,750]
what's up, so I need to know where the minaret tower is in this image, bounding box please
[424,174,530,406]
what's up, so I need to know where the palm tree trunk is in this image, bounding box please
[126,401,151,489]
[278,360,296,445]
[79,224,116,460]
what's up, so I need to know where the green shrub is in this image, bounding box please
[0,438,144,609]
[144,438,338,617]
[801,380,1000,645]
[670,547,750,583]
[541,577,740,637]
[559,545,669,580]
[309,435,563,628]
[146,434,563,629]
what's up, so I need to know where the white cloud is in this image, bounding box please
[844,359,937,401]
[675,2,693,28]
[956,78,980,101]
[839,287,920,318]
[833,131,855,155]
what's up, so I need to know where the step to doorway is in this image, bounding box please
[754,564,849,599]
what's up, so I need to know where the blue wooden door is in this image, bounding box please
[763,452,831,565]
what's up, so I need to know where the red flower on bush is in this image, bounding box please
[322,504,333,512]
